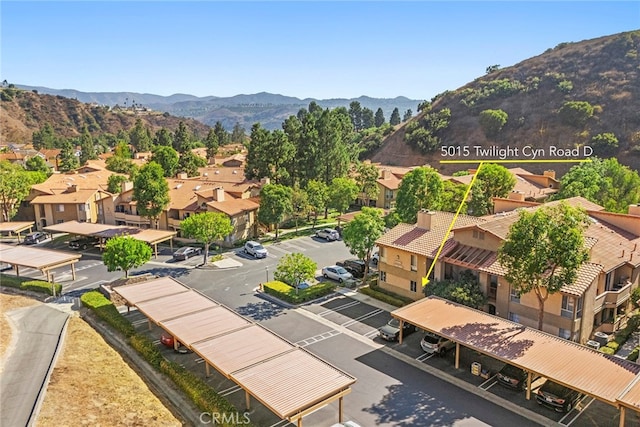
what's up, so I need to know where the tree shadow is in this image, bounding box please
[441,322,534,359]
[235,301,286,321]
[132,266,190,279]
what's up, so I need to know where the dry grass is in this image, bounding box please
[0,293,40,364]
[37,316,181,427]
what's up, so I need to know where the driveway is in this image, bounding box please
[0,304,69,427]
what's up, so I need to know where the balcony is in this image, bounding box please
[113,211,150,225]
[168,217,182,230]
[594,281,632,313]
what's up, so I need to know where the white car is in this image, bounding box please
[315,228,340,241]
[371,252,379,265]
[244,241,268,258]
[321,265,354,283]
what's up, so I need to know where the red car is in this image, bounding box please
[160,334,190,353]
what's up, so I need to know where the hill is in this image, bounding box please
[371,31,640,175]
[0,90,211,143]
[13,86,421,131]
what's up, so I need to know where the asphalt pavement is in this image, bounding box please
[0,304,69,427]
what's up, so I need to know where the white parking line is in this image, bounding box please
[132,319,148,326]
[479,376,498,390]
[220,385,242,397]
[280,241,308,252]
[266,245,292,255]
[416,352,435,362]
[296,330,341,347]
[318,300,360,316]
[559,395,594,426]
[363,329,379,339]
[268,419,290,427]
[195,358,205,364]
[342,309,384,327]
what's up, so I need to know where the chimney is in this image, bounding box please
[628,204,640,217]
[176,172,188,179]
[121,181,133,193]
[213,187,225,202]
[543,170,556,179]
[416,209,435,230]
[69,184,79,192]
[381,169,392,180]
[508,191,525,201]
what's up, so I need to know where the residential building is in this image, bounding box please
[375,199,640,343]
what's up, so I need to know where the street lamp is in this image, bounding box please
[265,266,269,283]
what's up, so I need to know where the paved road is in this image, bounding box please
[0,304,68,427]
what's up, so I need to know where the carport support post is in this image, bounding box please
[148,319,152,331]
[525,372,532,400]
[71,263,76,280]
[297,419,302,427]
[245,390,251,410]
[173,337,178,351]
[205,362,210,377]
[339,396,343,423]
[455,343,460,369]
[398,320,404,344]
[619,406,625,427]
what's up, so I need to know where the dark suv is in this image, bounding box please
[536,380,581,412]
[69,236,97,250]
[496,364,528,390]
[336,259,366,278]
[24,231,49,245]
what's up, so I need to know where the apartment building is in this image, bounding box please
[375,198,640,343]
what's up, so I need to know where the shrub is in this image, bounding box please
[591,133,619,148]
[479,109,508,138]
[80,290,135,337]
[627,347,640,362]
[263,280,335,304]
[599,346,615,355]
[557,80,573,93]
[606,341,620,352]
[0,274,62,296]
[130,333,163,369]
[359,284,412,307]
[558,101,595,127]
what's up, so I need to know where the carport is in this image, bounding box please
[114,277,357,426]
[0,221,35,243]
[0,243,81,282]
[44,221,175,258]
[391,296,640,427]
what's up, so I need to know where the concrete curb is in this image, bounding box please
[80,310,203,427]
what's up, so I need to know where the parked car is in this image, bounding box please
[315,228,340,241]
[420,331,455,355]
[173,246,202,260]
[160,334,190,354]
[536,380,582,412]
[68,236,97,250]
[336,259,366,278]
[244,240,268,258]
[371,252,379,265]
[378,318,417,341]
[24,231,49,245]
[321,265,353,283]
[496,364,528,390]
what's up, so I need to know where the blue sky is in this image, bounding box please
[2,1,638,100]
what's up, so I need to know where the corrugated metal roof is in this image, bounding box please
[44,221,115,235]
[160,305,251,347]
[113,276,190,303]
[0,243,81,269]
[231,348,356,419]
[135,290,218,323]
[43,220,176,245]
[618,374,640,411]
[192,325,293,374]
[392,296,640,406]
[0,222,35,233]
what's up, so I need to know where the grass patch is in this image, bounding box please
[359,283,413,307]
[0,274,62,296]
[263,280,336,304]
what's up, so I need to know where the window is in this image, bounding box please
[410,280,417,292]
[56,204,64,212]
[605,272,613,291]
[488,275,498,298]
[410,255,417,271]
[56,219,64,224]
[78,203,88,212]
[379,271,387,282]
[472,230,485,240]
[561,295,574,318]
[576,297,583,318]
[508,312,520,323]
[510,287,520,303]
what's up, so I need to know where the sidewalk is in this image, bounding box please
[616,330,640,359]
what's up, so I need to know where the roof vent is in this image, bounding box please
[215,170,220,174]
[194,185,201,190]
[175,184,182,189]
[233,170,238,174]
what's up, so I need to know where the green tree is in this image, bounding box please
[395,167,443,223]
[361,107,375,129]
[213,121,229,146]
[32,122,57,150]
[290,184,309,233]
[472,163,517,213]
[133,162,170,228]
[107,175,127,194]
[558,101,594,127]
[102,236,152,278]
[113,141,132,158]
[327,177,359,216]
[305,179,329,229]
[258,184,293,239]
[58,140,79,172]
[177,150,207,177]
[467,180,492,216]
[553,157,640,213]
[154,127,174,147]
[497,203,590,330]
[424,270,486,309]
[129,118,152,152]
[204,129,219,163]
[348,101,363,131]
[274,253,317,288]
[479,109,508,138]
[25,155,51,175]
[173,121,192,153]
[341,207,385,281]
[231,122,246,144]
[0,161,31,221]
[180,212,234,265]
[355,162,380,207]
[403,109,413,122]
[79,126,98,165]
[151,145,179,178]
[374,108,385,127]
[389,108,401,126]
[105,156,136,175]
[440,180,467,213]
[244,123,272,181]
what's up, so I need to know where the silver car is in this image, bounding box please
[321,265,353,283]
[315,228,340,241]
[244,240,268,258]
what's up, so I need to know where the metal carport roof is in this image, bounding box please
[392,296,640,421]
[0,243,81,282]
[114,277,356,426]
[0,222,35,242]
